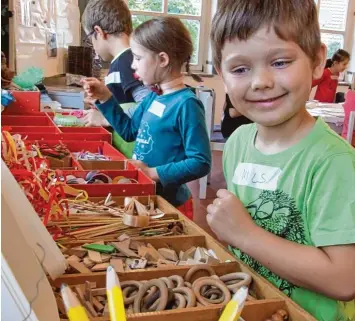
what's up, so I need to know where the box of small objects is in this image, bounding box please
[52,196,316,321]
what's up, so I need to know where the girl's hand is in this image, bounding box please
[129,160,159,182]
[207,189,257,247]
[81,78,112,102]
[83,109,110,127]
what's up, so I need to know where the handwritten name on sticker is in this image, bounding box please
[232,163,282,191]
[148,101,166,118]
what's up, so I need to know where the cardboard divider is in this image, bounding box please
[49,156,82,170]
[79,159,128,170]
[59,169,155,197]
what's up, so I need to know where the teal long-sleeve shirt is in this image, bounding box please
[97,87,212,206]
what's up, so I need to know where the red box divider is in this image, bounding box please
[59,169,155,197]
[2,131,112,142]
[1,115,56,127]
[2,126,61,134]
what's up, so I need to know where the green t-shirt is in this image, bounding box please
[223,118,355,321]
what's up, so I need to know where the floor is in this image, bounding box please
[187,151,226,239]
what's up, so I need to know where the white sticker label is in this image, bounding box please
[148,101,166,118]
[232,163,282,191]
[105,72,121,85]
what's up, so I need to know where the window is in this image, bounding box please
[315,0,352,58]
[127,0,210,71]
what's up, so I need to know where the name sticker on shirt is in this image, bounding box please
[232,163,282,191]
[105,72,121,85]
[148,101,166,118]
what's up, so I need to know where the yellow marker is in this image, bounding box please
[61,283,89,321]
[218,286,248,321]
[106,265,127,321]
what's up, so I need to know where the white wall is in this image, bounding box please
[14,0,81,77]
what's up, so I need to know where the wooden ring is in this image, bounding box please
[203,288,225,304]
[121,281,142,305]
[133,279,168,313]
[184,265,216,282]
[192,278,231,306]
[219,272,252,293]
[161,277,175,289]
[172,293,186,309]
[168,275,185,288]
[172,287,196,307]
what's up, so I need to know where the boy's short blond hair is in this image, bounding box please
[82,0,132,36]
[211,0,321,69]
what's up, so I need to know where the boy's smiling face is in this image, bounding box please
[219,26,325,127]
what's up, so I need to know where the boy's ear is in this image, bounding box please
[313,43,327,80]
[158,52,170,68]
[93,26,107,39]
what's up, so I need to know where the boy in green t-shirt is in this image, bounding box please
[207,1,355,320]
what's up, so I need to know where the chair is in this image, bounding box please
[195,87,216,199]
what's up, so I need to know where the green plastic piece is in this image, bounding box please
[12,67,44,90]
[82,244,116,254]
[53,114,84,127]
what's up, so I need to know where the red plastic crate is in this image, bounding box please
[2,91,40,114]
[59,170,155,197]
[1,115,55,126]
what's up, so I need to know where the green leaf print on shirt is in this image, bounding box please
[238,189,306,297]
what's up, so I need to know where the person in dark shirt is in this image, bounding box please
[221,94,252,138]
[81,0,150,157]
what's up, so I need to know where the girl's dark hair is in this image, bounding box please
[133,17,202,82]
[326,49,350,68]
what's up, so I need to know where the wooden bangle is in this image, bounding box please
[168,275,185,288]
[121,281,142,305]
[172,293,186,309]
[219,272,252,293]
[133,279,169,313]
[192,278,231,306]
[172,287,196,307]
[184,265,216,282]
[161,277,174,289]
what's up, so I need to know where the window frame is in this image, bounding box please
[126,0,211,71]
[314,0,353,57]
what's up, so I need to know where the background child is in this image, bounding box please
[82,17,211,219]
[342,77,355,145]
[81,0,150,157]
[207,1,355,320]
[312,49,350,103]
[221,94,252,138]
